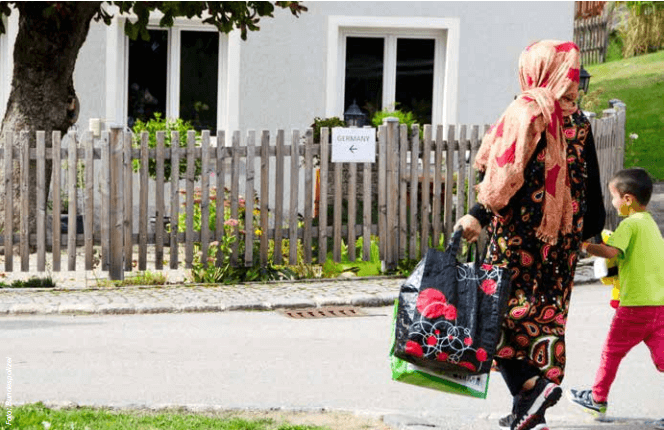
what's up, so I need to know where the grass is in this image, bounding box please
[0,404,329,430]
[0,276,56,289]
[94,271,168,288]
[583,49,664,180]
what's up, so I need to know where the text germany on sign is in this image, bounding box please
[331,127,376,163]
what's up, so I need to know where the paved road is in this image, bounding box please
[1,282,662,430]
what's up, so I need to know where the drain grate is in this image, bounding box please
[280,306,366,319]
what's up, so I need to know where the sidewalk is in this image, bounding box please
[0,261,597,316]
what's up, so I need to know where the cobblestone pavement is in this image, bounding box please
[0,276,404,315]
[0,261,596,316]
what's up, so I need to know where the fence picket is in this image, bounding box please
[409,126,420,260]
[109,128,123,280]
[155,131,165,270]
[347,161,357,262]
[363,157,371,261]
[67,131,78,271]
[123,131,133,272]
[420,125,432,257]
[215,131,226,268]
[4,133,13,271]
[318,128,329,263]
[457,125,468,229]
[289,130,299,265]
[200,131,211,266]
[245,130,256,266]
[273,130,285,265]
[169,131,180,270]
[138,131,149,270]
[84,132,94,270]
[100,131,108,271]
[303,129,313,264]
[444,125,456,242]
[432,125,443,247]
[230,130,241,265]
[36,131,46,271]
[20,131,29,271]
[333,154,342,262]
[260,130,270,265]
[185,130,196,269]
[385,119,399,268]
[398,124,408,260]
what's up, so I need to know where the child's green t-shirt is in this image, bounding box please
[607,212,664,306]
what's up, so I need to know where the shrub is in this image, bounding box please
[131,113,202,182]
[310,116,346,143]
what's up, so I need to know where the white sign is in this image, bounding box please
[331,127,376,163]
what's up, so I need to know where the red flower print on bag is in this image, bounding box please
[405,340,423,357]
[443,304,457,320]
[417,288,456,320]
[480,279,497,295]
[476,348,488,362]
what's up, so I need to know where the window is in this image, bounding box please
[326,16,460,127]
[344,36,435,125]
[127,28,220,132]
[107,15,239,135]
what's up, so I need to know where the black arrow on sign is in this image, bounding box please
[349,145,357,153]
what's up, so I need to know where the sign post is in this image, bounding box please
[331,127,376,163]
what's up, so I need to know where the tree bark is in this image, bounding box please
[0,2,101,253]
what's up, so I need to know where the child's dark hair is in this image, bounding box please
[610,168,653,206]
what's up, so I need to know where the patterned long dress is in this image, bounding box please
[472,111,597,385]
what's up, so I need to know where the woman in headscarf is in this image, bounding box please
[455,40,605,430]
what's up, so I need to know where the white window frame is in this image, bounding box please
[0,11,18,120]
[106,13,241,135]
[326,16,460,127]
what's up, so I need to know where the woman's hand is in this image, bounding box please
[454,214,482,243]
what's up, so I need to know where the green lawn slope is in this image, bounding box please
[584,50,664,180]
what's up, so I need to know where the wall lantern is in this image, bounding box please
[343,100,366,127]
[579,65,591,94]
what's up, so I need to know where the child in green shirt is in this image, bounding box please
[567,168,664,422]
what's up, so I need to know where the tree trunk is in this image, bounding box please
[0,2,101,254]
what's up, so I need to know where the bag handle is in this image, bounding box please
[447,228,464,256]
[450,227,489,267]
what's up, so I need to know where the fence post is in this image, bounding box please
[109,126,124,281]
[383,117,399,271]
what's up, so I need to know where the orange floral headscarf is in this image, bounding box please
[474,40,581,245]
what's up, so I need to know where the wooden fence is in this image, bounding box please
[574,14,610,65]
[589,103,626,230]
[0,109,625,278]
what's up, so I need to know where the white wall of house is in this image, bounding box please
[62,1,575,137]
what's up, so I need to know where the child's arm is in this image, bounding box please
[582,241,620,259]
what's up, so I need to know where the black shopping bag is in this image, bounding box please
[393,229,510,374]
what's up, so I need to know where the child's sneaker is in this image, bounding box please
[567,388,607,417]
[511,378,562,430]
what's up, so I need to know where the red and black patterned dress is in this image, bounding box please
[470,111,605,385]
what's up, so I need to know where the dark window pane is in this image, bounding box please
[396,38,434,125]
[128,30,167,128]
[344,37,384,124]
[180,31,219,133]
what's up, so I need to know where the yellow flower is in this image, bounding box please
[254,229,262,236]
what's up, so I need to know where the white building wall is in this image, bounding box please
[237,1,574,131]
